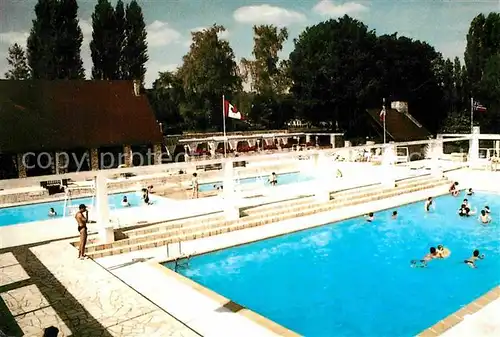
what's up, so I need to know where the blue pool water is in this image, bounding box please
[0,192,151,227]
[166,192,500,336]
[199,171,313,192]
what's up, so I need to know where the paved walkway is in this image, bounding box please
[0,241,199,337]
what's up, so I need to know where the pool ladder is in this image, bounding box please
[166,242,191,272]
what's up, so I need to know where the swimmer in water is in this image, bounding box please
[466,188,474,196]
[449,181,459,196]
[459,205,476,217]
[268,172,278,186]
[437,244,451,258]
[48,208,57,217]
[464,249,484,268]
[461,198,469,208]
[479,210,491,224]
[366,212,374,222]
[121,196,130,207]
[411,247,438,268]
[392,210,398,219]
[424,197,433,212]
[484,206,491,214]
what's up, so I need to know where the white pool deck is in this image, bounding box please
[1,166,499,336]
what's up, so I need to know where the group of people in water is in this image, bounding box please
[366,181,491,269]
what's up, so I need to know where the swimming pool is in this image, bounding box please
[199,171,313,192]
[166,191,500,336]
[0,192,154,227]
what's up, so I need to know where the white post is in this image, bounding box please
[222,95,227,158]
[330,134,335,148]
[381,143,395,187]
[469,126,480,168]
[95,171,114,243]
[223,160,239,220]
[313,152,331,202]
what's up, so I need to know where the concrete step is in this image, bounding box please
[86,179,449,258]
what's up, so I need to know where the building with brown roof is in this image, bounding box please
[0,80,163,179]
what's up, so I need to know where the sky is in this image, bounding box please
[0,0,499,88]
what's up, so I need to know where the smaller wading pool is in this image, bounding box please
[0,192,161,227]
[198,171,314,192]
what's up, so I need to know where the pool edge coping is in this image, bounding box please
[148,261,302,337]
[417,286,500,336]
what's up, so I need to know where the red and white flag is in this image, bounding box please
[224,99,244,120]
[473,101,487,113]
[379,106,386,121]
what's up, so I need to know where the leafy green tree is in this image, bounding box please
[465,13,500,95]
[90,0,118,79]
[4,43,31,80]
[27,0,58,79]
[289,16,378,131]
[55,0,84,79]
[177,24,242,130]
[123,0,148,84]
[478,54,500,132]
[115,0,127,79]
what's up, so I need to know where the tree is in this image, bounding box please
[27,0,58,79]
[123,0,148,84]
[241,25,289,94]
[4,43,31,80]
[465,13,500,95]
[115,0,126,79]
[177,24,242,130]
[55,0,84,79]
[289,16,378,131]
[90,0,118,80]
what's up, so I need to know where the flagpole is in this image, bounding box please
[470,97,474,133]
[383,98,386,145]
[222,94,227,158]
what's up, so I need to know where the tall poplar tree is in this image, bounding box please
[115,0,127,79]
[55,0,85,79]
[123,0,148,84]
[27,0,58,79]
[90,0,118,79]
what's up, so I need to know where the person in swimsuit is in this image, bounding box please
[141,188,152,205]
[75,204,88,260]
[48,207,57,217]
[461,198,469,208]
[464,249,484,268]
[121,196,130,207]
[366,212,374,222]
[268,172,277,186]
[484,206,491,214]
[466,188,474,196]
[191,173,199,198]
[411,247,438,267]
[479,210,491,224]
[392,210,398,219]
[459,205,476,217]
[424,197,433,212]
[449,182,459,196]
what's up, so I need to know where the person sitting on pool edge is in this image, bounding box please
[464,249,484,268]
[479,210,491,224]
[466,188,474,196]
[424,197,433,212]
[391,210,398,219]
[121,196,130,207]
[449,181,460,196]
[48,208,57,217]
[437,244,451,258]
[366,212,374,222]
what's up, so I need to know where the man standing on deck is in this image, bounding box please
[75,204,89,259]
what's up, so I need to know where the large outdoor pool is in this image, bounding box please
[199,171,313,192]
[166,191,500,336]
[0,192,155,227]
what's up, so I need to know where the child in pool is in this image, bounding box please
[464,249,484,268]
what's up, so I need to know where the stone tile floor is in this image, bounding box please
[0,241,199,337]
